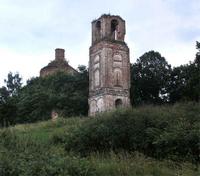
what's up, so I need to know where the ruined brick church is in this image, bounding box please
[40,48,78,77]
[40,14,131,116]
[88,14,130,116]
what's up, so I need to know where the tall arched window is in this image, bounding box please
[96,21,101,41]
[111,19,118,40]
[114,68,122,87]
[96,21,101,29]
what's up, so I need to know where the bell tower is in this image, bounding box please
[89,14,130,116]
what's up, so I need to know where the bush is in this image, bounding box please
[0,129,18,150]
[65,103,200,163]
[0,149,97,176]
[0,126,97,176]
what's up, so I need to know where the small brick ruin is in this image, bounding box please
[40,48,78,77]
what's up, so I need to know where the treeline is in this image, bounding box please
[0,42,199,127]
[131,41,200,105]
[0,66,88,127]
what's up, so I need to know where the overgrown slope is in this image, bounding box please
[0,103,199,176]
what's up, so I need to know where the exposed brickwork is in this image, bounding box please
[40,48,78,77]
[55,48,65,61]
[89,14,131,116]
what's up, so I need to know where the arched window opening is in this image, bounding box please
[115,99,122,108]
[96,21,101,41]
[114,69,122,87]
[111,19,118,40]
[96,21,101,29]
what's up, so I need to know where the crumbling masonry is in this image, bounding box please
[89,14,131,116]
[40,48,77,77]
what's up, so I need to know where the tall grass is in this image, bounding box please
[0,103,199,176]
[89,152,199,176]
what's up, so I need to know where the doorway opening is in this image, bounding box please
[115,99,122,108]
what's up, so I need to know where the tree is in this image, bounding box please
[185,41,200,102]
[167,65,189,103]
[0,72,22,127]
[0,87,9,126]
[131,51,171,105]
[0,86,9,103]
[168,41,200,103]
[4,72,22,96]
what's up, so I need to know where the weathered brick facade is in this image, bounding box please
[89,14,131,116]
[40,48,77,77]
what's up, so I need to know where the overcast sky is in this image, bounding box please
[0,0,200,85]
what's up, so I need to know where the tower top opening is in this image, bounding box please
[92,14,125,23]
[91,14,126,44]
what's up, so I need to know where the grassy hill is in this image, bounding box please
[0,103,199,176]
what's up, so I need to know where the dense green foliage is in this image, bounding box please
[65,103,200,164]
[168,43,200,103]
[0,105,199,176]
[16,68,88,123]
[131,42,200,105]
[0,66,88,126]
[131,51,171,105]
[0,72,22,126]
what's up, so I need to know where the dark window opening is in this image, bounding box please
[111,19,118,40]
[115,99,122,108]
[96,21,101,41]
[96,21,101,29]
